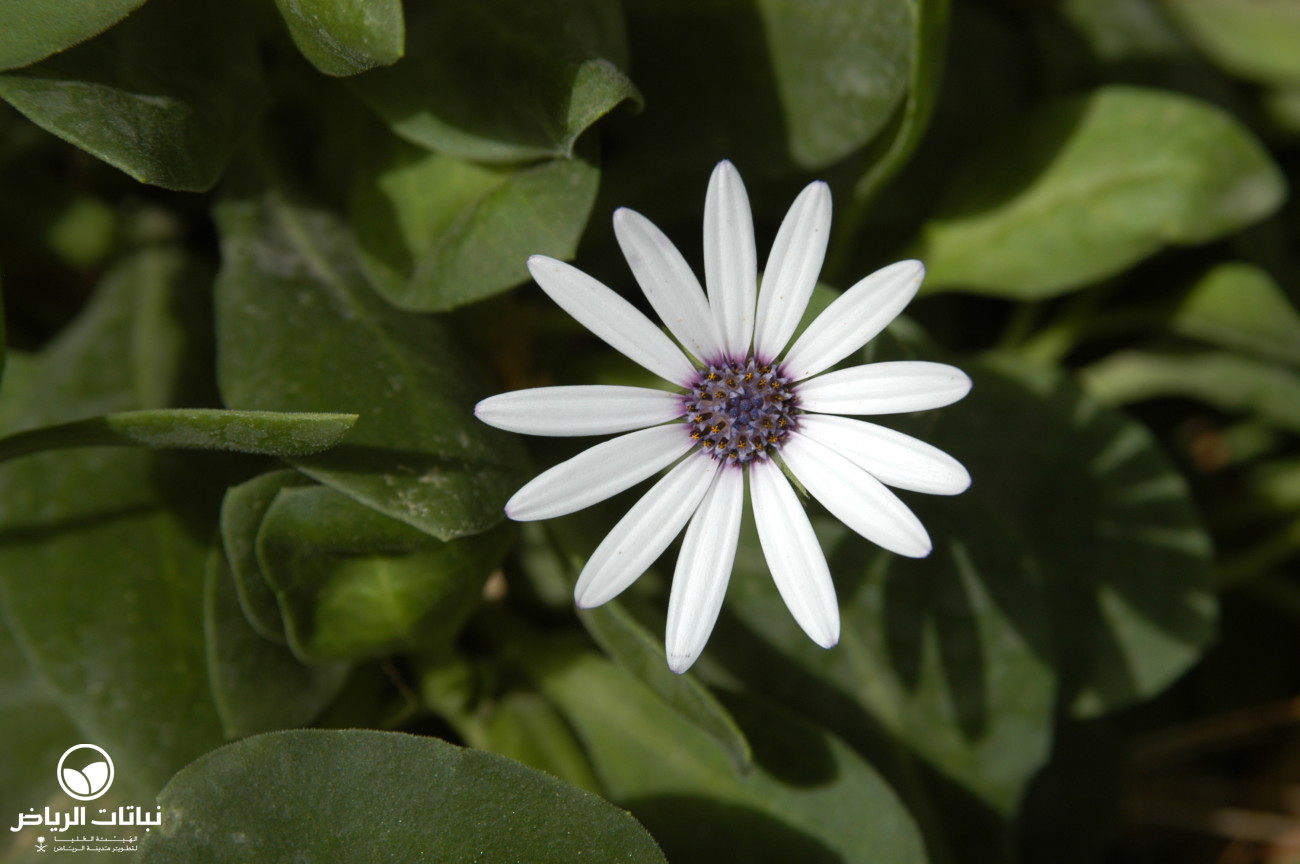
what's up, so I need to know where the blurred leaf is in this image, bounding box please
[0,249,225,793]
[579,601,753,773]
[852,0,948,202]
[0,0,146,71]
[0,0,266,191]
[1173,262,1300,367]
[714,361,1215,819]
[221,470,314,643]
[1060,0,1190,62]
[1082,350,1300,432]
[918,86,1285,298]
[1264,84,1300,135]
[0,408,357,465]
[420,653,603,795]
[136,729,668,863]
[273,0,404,77]
[205,547,349,739]
[256,485,508,661]
[478,690,604,795]
[1164,0,1300,86]
[350,0,638,162]
[756,0,912,169]
[352,139,599,312]
[215,186,528,541]
[527,645,927,864]
[0,612,81,825]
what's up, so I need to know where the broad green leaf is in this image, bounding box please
[350,0,638,162]
[579,601,753,773]
[352,139,599,311]
[1164,0,1300,85]
[0,0,146,71]
[136,729,667,863]
[755,0,912,169]
[0,0,265,191]
[221,470,315,643]
[273,0,404,77]
[205,547,349,739]
[0,408,357,465]
[215,186,527,540]
[0,249,225,793]
[526,645,927,864]
[1082,350,1300,433]
[256,485,508,661]
[715,360,1215,818]
[1173,263,1300,367]
[918,86,1285,298]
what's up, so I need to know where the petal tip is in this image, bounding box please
[667,652,697,674]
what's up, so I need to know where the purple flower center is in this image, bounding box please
[683,358,799,465]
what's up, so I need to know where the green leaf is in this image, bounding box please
[917,86,1285,299]
[0,408,357,465]
[1060,0,1191,62]
[852,0,948,202]
[350,0,638,162]
[1164,0,1300,86]
[215,186,528,541]
[205,547,349,738]
[0,614,81,825]
[715,360,1215,818]
[0,0,146,71]
[477,690,605,795]
[579,601,753,774]
[1082,350,1300,433]
[1173,263,1300,367]
[755,0,912,169]
[221,470,315,643]
[136,729,668,863]
[0,0,266,191]
[0,249,225,793]
[352,139,599,312]
[256,485,508,661]
[273,0,404,77]
[526,645,927,864]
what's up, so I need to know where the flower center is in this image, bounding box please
[683,358,799,464]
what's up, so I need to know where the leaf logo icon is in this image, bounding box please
[62,761,109,797]
[56,745,115,801]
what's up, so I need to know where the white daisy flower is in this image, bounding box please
[476,160,971,674]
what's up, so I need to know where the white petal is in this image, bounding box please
[528,255,698,387]
[797,361,972,415]
[749,459,839,648]
[753,181,831,362]
[665,466,744,673]
[703,160,757,360]
[574,452,719,607]
[614,208,721,364]
[476,385,685,437]
[506,425,692,521]
[797,414,971,495]
[781,260,925,381]
[780,432,932,558]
